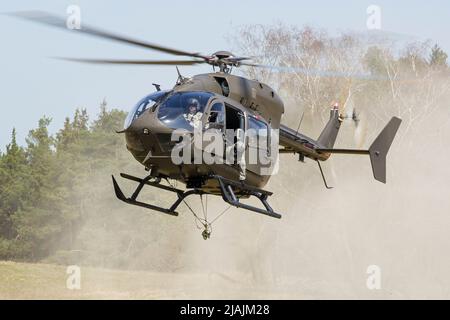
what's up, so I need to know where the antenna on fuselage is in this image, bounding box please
[295,111,305,136]
[175,66,188,85]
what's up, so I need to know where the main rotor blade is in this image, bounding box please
[54,57,205,65]
[225,56,253,63]
[9,10,208,60]
[240,62,387,81]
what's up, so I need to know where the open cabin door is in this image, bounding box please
[224,104,245,164]
[203,102,245,163]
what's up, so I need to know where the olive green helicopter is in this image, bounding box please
[10,11,401,239]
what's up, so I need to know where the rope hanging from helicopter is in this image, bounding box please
[166,178,231,240]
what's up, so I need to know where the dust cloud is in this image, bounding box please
[165,79,450,299]
[64,76,449,300]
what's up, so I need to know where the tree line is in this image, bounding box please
[0,102,129,260]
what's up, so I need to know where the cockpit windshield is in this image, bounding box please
[124,90,168,129]
[157,91,213,130]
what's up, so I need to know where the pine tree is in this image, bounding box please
[0,129,28,238]
[429,44,448,68]
[9,117,64,259]
[56,117,75,151]
[92,99,127,133]
[25,117,54,198]
[73,108,89,132]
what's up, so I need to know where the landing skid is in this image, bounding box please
[112,173,282,219]
[212,175,281,219]
[112,173,203,216]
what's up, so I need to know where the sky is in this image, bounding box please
[0,0,449,149]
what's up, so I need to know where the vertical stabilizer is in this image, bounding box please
[368,117,402,183]
[317,103,342,149]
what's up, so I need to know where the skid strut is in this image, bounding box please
[112,173,204,216]
[212,176,282,219]
[112,173,282,220]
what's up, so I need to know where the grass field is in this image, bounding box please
[0,261,221,299]
[1,260,399,299]
[0,261,172,299]
[0,260,359,299]
[0,260,305,299]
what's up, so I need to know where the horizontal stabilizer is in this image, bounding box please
[316,117,401,183]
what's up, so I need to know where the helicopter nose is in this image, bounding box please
[125,130,144,151]
[124,119,148,152]
[122,105,183,164]
[123,117,170,164]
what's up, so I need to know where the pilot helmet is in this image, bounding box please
[187,98,200,113]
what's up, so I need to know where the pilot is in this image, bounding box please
[183,98,203,128]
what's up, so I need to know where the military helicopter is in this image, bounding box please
[11,11,401,239]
